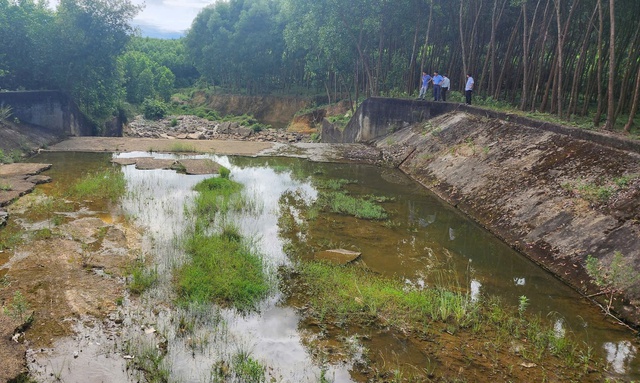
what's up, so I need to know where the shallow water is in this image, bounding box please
[20,151,640,381]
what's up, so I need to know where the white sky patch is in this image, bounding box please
[48,0,214,33]
[134,0,213,32]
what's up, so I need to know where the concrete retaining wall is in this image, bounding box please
[0,91,95,136]
[324,97,640,155]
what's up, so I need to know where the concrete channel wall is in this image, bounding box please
[324,97,640,155]
[0,91,96,137]
[324,97,640,327]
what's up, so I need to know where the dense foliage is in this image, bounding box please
[1,0,639,132]
[0,0,140,122]
[185,0,640,131]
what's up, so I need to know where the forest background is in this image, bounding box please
[1,0,639,135]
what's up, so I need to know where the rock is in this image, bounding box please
[314,249,361,265]
[187,132,204,140]
[134,158,176,170]
[176,159,221,175]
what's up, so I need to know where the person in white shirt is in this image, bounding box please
[465,74,474,105]
[441,74,450,102]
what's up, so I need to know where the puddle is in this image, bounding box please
[6,151,638,381]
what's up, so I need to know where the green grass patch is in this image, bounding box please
[169,142,197,153]
[128,260,159,295]
[68,168,126,202]
[290,261,596,371]
[562,175,638,204]
[176,228,269,311]
[317,191,388,220]
[176,174,270,311]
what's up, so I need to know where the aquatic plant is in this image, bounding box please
[287,260,598,380]
[586,252,640,313]
[68,167,126,202]
[3,291,31,322]
[176,174,270,311]
[128,260,159,295]
[318,191,388,220]
[176,231,268,310]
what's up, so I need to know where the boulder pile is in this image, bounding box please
[125,115,310,143]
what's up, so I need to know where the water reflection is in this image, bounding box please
[605,341,638,374]
[25,152,640,380]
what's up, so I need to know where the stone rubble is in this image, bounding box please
[125,115,310,144]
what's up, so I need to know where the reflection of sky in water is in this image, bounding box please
[470,279,481,302]
[115,153,349,382]
[604,341,637,374]
[109,153,640,379]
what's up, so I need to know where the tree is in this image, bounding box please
[48,0,141,120]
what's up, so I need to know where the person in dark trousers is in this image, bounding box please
[441,74,450,101]
[432,71,443,101]
[417,71,431,100]
[465,74,474,105]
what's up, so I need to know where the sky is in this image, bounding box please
[49,0,213,38]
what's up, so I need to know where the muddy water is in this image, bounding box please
[18,152,640,381]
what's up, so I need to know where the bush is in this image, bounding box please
[142,98,168,120]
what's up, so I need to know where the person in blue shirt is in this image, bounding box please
[465,74,475,105]
[432,71,444,101]
[417,71,432,100]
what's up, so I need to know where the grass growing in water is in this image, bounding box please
[176,230,268,310]
[68,167,126,202]
[288,261,599,378]
[169,142,197,153]
[317,191,388,220]
[176,174,270,311]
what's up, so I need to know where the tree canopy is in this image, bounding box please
[1,0,639,132]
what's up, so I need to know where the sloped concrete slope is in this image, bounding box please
[376,111,640,326]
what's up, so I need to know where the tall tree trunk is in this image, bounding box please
[594,0,604,127]
[552,0,579,119]
[407,4,422,95]
[605,0,616,130]
[419,0,434,73]
[494,12,521,99]
[530,0,554,111]
[624,63,640,133]
[459,0,467,77]
[568,4,597,117]
[616,22,640,117]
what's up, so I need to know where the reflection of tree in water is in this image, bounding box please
[604,341,637,374]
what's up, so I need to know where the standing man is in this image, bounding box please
[441,74,450,102]
[432,71,443,101]
[417,71,432,100]
[465,74,474,105]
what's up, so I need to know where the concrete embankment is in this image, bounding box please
[370,109,640,327]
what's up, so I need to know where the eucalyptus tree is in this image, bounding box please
[186,0,286,94]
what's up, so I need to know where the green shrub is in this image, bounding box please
[142,98,168,120]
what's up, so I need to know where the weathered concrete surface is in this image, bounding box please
[327,97,640,154]
[111,157,222,175]
[374,111,640,326]
[48,137,274,156]
[0,91,95,136]
[0,315,27,382]
[0,163,52,207]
